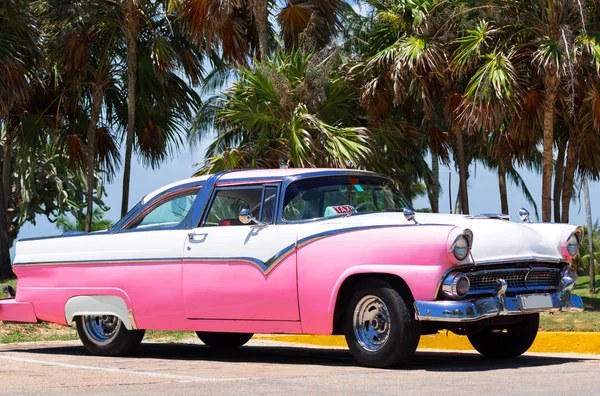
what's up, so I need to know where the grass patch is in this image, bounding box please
[0,278,16,292]
[540,275,600,332]
[2,276,600,343]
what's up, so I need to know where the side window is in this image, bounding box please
[205,188,263,226]
[204,185,280,226]
[128,191,197,229]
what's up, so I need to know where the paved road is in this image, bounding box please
[0,339,598,395]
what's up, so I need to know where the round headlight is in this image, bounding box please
[441,272,470,299]
[566,233,580,257]
[452,236,470,261]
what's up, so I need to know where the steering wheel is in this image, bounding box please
[354,202,377,213]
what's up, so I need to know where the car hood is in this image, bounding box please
[317,212,578,264]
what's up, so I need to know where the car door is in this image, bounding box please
[182,183,300,321]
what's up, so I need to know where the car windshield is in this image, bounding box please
[282,176,412,222]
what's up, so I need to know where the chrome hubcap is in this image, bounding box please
[353,295,391,352]
[82,315,121,345]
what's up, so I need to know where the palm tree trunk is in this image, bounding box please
[121,2,139,217]
[498,160,508,215]
[85,85,104,232]
[1,140,9,207]
[0,147,12,279]
[584,177,595,293]
[453,124,469,214]
[541,74,558,222]
[455,190,462,214]
[253,0,269,61]
[429,153,440,213]
[561,139,578,223]
[554,139,566,222]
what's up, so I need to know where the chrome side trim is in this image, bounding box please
[475,257,565,265]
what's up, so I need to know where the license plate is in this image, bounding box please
[519,293,554,310]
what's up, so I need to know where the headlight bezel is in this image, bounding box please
[441,272,471,299]
[565,227,583,258]
[449,229,473,261]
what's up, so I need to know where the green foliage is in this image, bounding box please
[55,208,114,233]
[2,126,110,248]
[573,221,600,274]
[193,49,372,174]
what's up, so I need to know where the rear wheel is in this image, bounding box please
[196,332,253,349]
[467,313,539,358]
[76,315,145,356]
[344,278,421,368]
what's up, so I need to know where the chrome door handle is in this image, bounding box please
[188,232,208,242]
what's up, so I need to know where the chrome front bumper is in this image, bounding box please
[414,274,583,323]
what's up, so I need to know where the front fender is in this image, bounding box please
[297,225,456,335]
[325,264,446,329]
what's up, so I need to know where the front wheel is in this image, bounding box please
[467,313,539,358]
[76,315,145,356]
[344,278,421,368]
[196,332,253,349]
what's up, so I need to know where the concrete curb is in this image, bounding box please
[255,332,600,355]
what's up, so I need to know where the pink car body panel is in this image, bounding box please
[296,225,455,334]
[0,300,37,323]
[182,255,299,321]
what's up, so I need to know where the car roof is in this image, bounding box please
[141,168,379,204]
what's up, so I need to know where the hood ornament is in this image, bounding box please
[403,208,418,224]
[519,208,531,223]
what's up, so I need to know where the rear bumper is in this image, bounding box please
[0,298,38,323]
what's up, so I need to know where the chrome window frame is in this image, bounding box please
[259,184,280,224]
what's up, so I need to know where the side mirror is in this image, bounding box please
[519,208,531,223]
[239,208,254,225]
[403,208,418,224]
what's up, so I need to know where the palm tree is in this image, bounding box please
[178,0,347,62]
[44,0,122,231]
[476,125,541,218]
[453,1,600,222]
[117,0,206,217]
[192,50,372,173]
[358,0,462,212]
[0,0,41,278]
[583,177,596,292]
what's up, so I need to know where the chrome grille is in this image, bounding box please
[465,267,561,295]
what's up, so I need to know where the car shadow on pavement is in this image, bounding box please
[2,342,593,371]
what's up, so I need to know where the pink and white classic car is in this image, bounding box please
[2,169,584,367]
